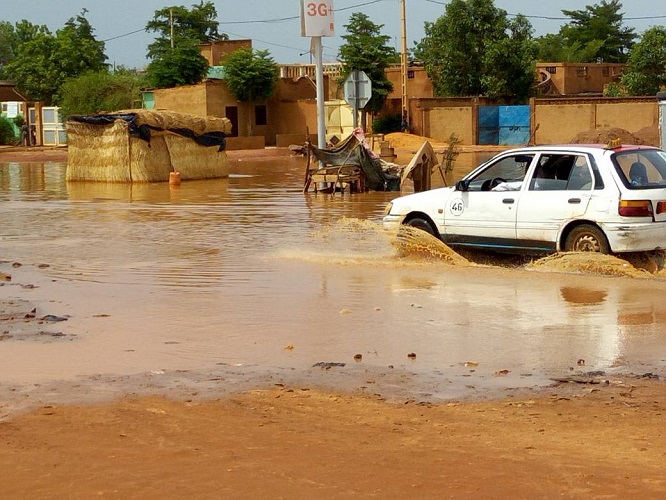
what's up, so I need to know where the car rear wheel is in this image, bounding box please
[405,217,435,236]
[564,224,610,253]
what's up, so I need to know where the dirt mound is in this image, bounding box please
[384,132,449,151]
[570,126,660,146]
[634,125,661,147]
[570,127,641,145]
[527,252,648,277]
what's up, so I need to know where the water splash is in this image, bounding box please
[276,218,471,267]
[394,225,470,265]
[527,252,650,278]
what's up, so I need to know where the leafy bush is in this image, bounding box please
[0,116,17,145]
[57,70,146,119]
[603,82,626,97]
[372,113,402,134]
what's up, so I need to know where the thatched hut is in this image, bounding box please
[66,109,232,182]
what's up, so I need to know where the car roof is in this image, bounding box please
[509,143,660,154]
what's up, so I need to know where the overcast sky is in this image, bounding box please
[1,0,662,68]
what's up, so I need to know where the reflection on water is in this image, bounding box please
[2,155,666,396]
[560,287,608,305]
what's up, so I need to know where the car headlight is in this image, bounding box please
[383,202,393,216]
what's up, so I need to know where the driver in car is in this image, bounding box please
[491,180,523,191]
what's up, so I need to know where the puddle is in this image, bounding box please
[2,157,666,406]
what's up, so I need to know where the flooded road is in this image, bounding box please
[2,156,666,404]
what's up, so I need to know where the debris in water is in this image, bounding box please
[38,331,66,338]
[494,369,511,376]
[40,314,68,322]
[551,376,603,384]
[312,362,346,368]
[353,353,363,361]
[407,352,417,360]
[283,343,295,351]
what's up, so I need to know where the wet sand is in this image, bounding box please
[3,145,666,497]
[2,379,666,499]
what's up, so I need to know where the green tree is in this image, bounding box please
[414,0,536,100]
[535,33,603,63]
[337,12,398,125]
[146,1,226,60]
[0,18,48,77]
[57,70,147,118]
[145,2,225,88]
[620,26,666,96]
[0,22,15,78]
[4,12,106,104]
[481,14,537,101]
[0,116,17,145]
[57,11,107,77]
[223,48,278,135]
[146,44,209,88]
[537,1,635,63]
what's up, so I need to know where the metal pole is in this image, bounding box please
[352,70,359,129]
[313,36,326,150]
[400,0,408,130]
[170,8,174,49]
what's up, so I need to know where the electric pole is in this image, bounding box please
[400,0,408,131]
[170,8,174,49]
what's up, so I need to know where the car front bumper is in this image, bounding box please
[383,214,405,232]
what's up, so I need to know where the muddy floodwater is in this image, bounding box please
[2,155,666,407]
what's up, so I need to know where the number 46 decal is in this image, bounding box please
[450,198,464,216]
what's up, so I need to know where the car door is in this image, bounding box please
[444,153,535,249]
[516,153,594,250]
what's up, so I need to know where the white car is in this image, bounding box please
[383,142,666,254]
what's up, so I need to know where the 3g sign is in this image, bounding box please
[300,0,335,37]
[306,2,333,17]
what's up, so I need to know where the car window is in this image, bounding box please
[528,154,592,191]
[614,150,666,189]
[466,154,534,192]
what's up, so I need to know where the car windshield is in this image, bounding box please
[613,149,666,189]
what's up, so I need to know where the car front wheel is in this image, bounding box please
[404,217,436,236]
[564,224,610,253]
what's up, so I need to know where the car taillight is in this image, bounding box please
[657,201,666,214]
[618,200,653,217]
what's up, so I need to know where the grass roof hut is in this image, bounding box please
[66,109,232,182]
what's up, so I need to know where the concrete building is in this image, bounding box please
[536,62,625,96]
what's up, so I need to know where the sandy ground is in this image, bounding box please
[3,143,666,498]
[2,379,666,498]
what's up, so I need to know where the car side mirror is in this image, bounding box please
[455,180,469,192]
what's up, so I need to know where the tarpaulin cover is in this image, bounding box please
[307,131,400,191]
[68,112,227,151]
